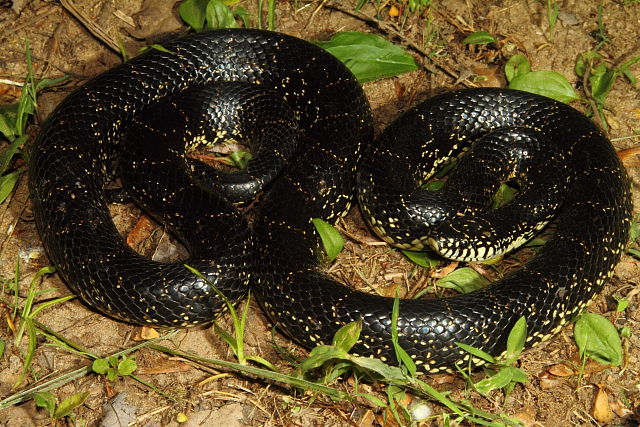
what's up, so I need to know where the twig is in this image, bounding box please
[304,0,330,31]
[581,64,606,130]
[59,0,120,53]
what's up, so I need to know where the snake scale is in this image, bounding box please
[29,29,631,372]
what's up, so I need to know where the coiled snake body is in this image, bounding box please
[29,29,631,372]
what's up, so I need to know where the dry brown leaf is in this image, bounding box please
[564,351,611,375]
[138,326,160,340]
[126,215,156,249]
[432,262,459,278]
[618,146,640,166]
[512,405,538,426]
[377,394,413,426]
[394,80,406,98]
[592,385,614,423]
[538,375,563,390]
[430,373,457,385]
[471,64,506,87]
[547,363,575,377]
[610,398,634,418]
[0,82,22,104]
[359,409,375,427]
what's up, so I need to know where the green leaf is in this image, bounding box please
[629,220,640,242]
[348,356,408,382]
[473,367,512,395]
[525,236,548,247]
[332,320,362,352]
[434,159,457,178]
[401,249,440,268]
[546,0,558,36]
[0,166,23,204]
[33,391,56,417]
[107,368,118,381]
[590,67,618,103]
[491,182,518,208]
[508,365,529,384]
[422,179,446,191]
[619,326,631,338]
[357,392,387,407]
[228,151,252,169]
[474,366,528,395]
[35,75,69,93]
[147,44,172,54]
[574,313,622,366]
[620,55,640,86]
[246,355,278,371]
[312,218,344,262]
[504,317,527,364]
[508,70,578,103]
[92,358,109,374]
[299,345,350,375]
[391,290,417,376]
[15,318,37,388]
[385,384,408,425]
[214,322,239,352]
[614,296,629,312]
[0,339,4,358]
[16,91,35,136]
[118,357,138,376]
[232,6,252,28]
[205,0,238,29]
[53,391,89,418]
[504,55,531,82]
[315,32,418,83]
[27,294,74,319]
[107,355,119,368]
[0,111,16,140]
[435,267,490,294]
[462,31,496,45]
[322,360,355,383]
[575,51,602,78]
[179,0,209,31]
[455,342,496,364]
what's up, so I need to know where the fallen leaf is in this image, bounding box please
[126,215,157,249]
[359,409,375,427]
[618,146,640,166]
[539,375,562,390]
[394,80,406,98]
[547,363,575,377]
[432,262,458,278]
[610,398,634,418]
[138,326,160,340]
[430,373,457,385]
[471,64,506,87]
[512,405,538,426]
[0,82,22,104]
[592,385,614,423]
[378,394,412,427]
[564,351,612,375]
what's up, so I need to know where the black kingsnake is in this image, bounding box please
[29,29,632,372]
